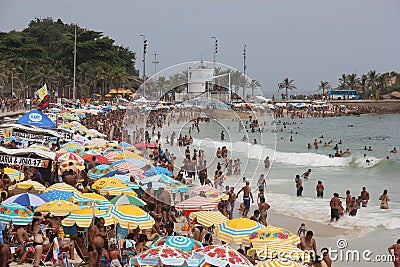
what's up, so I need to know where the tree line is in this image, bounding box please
[0,18,139,98]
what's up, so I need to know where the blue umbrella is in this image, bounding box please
[149,236,203,252]
[40,190,74,201]
[144,166,172,177]
[1,193,47,207]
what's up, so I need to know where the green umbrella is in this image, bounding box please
[110,194,146,206]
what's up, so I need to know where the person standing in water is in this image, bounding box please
[237,181,254,218]
[360,187,370,207]
[379,189,390,209]
[316,181,324,198]
[302,169,312,179]
[295,174,303,197]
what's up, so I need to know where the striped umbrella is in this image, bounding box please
[62,208,114,227]
[44,183,80,194]
[175,196,218,211]
[56,152,84,163]
[115,151,145,161]
[3,168,25,182]
[2,193,47,207]
[99,185,137,197]
[71,193,113,210]
[215,218,263,244]
[125,158,147,168]
[205,192,229,202]
[87,164,117,179]
[35,200,81,216]
[0,203,34,225]
[10,180,46,192]
[256,259,307,267]
[111,160,144,178]
[110,204,154,229]
[150,236,203,252]
[80,149,102,156]
[40,190,74,201]
[110,195,145,206]
[104,151,122,163]
[193,245,254,267]
[61,142,83,152]
[189,211,229,227]
[110,174,130,183]
[132,245,192,266]
[247,245,311,262]
[243,226,301,247]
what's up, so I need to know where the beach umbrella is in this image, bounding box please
[111,160,144,178]
[243,226,301,247]
[87,164,117,179]
[91,177,126,190]
[175,196,218,212]
[81,154,110,164]
[80,149,102,156]
[144,166,172,177]
[44,183,80,194]
[247,245,311,262]
[61,143,83,152]
[61,208,114,227]
[0,203,34,225]
[59,160,86,171]
[125,158,147,168]
[155,174,189,193]
[150,236,203,252]
[256,259,307,267]
[110,174,131,183]
[1,193,47,207]
[118,142,133,149]
[9,180,46,192]
[62,114,80,121]
[215,218,263,244]
[205,191,229,202]
[109,195,145,206]
[35,200,81,216]
[110,204,154,229]
[134,142,153,149]
[193,245,254,267]
[132,245,193,266]
[104,151,123,163]
[99,185,137,197]
[3,168,25,182]
[40,190,74,201]
[56,152,84,163]
[189,211,229,227]
[191,185,220,195]
[114,150,145,161]
[70,193,113,210]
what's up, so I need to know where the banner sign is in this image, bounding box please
[56,129,73,141]
[12,130,59,144]
[0,154,49,168]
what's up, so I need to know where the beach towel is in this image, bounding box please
[52,237,60,264]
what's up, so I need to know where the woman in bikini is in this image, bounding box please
[32,212,45,267]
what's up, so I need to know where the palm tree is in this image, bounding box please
[346,73,360,90]
[338,74,347,90]
[249,80,261,97]
[238,74,249,99]
[317,81,330,95]
[278,78,296,98]
[367,70,379,91]
[360,74,367,99]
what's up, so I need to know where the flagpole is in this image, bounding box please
[73,25,77,100]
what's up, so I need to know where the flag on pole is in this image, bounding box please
[37,84,49,110]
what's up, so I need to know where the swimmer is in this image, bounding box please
[390,147,397,153]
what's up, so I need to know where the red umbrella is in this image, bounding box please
[134,143,156,149]
[81,154,111,164]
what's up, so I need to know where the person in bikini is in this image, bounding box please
[388,239,400,267]
[258,197,270,226]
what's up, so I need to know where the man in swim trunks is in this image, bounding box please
[237,181,254,218]
[89,217,106,267]
[158,185,172,223]
[388,239,400,267]
[360,186,370,207]
[330,193,343,222]
[295,175,303,197]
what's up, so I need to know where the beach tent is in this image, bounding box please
[16,109,56,129]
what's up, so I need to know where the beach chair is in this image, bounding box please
[27,243,53,266]
[74,239,90,267]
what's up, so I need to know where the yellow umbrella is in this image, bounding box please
[3,168,25,182]
[99,185,137,197]
[35,200,81,216]
[61,208,114,227]
[9,180,46,192]
[91,178,126,190]
[248,244,311,262]
[59,160,86,171]
[243,226,301,247]
[44,183,80,194]
[205,191,229,202]
[189,211,228,227]
[215,218,263,244]
[114,150,144,161]
[256,259,308,267]
[110,205,154,229]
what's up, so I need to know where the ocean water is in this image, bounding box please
[126,111,400,266]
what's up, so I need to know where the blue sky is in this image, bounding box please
[1,0,399,96]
